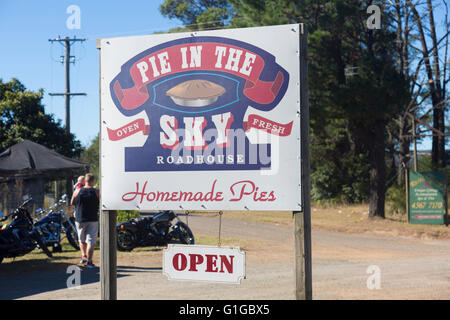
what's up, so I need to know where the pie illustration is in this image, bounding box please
[166,79,226,107]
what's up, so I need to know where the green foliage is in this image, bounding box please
[229,0,300,27]
[227,1,409,204]
[158,0,412,207]
[81,134,99,179]
[418,154,436,172]
[117,210,140,223]
[386,184,406,215]
[310,121,370,203]
[0,78,82,157]
[159,0,232,30]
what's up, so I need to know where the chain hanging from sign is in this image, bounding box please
[218,210,223,247]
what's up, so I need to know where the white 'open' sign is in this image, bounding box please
[163,244,245,284]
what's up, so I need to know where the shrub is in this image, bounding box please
[117,210,140,223]
[386,184,406,215]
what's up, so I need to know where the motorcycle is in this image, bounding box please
[0,196,52,264]
[117,210,195,251]
[34,194,79,252]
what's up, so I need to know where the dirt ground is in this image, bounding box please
[1,207,450,300]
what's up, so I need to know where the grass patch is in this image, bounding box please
[191,205,450,241]
[189,210,292,226]
[310,204,450,240]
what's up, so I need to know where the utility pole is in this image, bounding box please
[49,36,86,197]
[49,36,87,134]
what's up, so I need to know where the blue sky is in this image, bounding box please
[0,1,444,150]
[0,0,182,147]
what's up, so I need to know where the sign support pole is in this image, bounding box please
[100,210,117,300]
[294,25,312,300]
[97,39,118,300]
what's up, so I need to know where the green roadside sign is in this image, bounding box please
[409,171,446,224]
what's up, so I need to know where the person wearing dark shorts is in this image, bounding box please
[71,173,100,268]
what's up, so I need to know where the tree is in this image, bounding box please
[160,0,411,218]
[405,0,449,169]
[0,78,82,157]
[159,0,232,30]
[387,0,420,184]
[81,134,99,180]
[383,0,449,184]
[231,0,410,218]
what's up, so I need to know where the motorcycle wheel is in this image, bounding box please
[117,229,136,251]
[66,218,80,250]
[175,222,195,245]
[35,236,53,258]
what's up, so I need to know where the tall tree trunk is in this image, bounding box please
[426,0,446,168]
[397,114,411,184]
[408,0,446,169]
[434,105,446,168]
[369,119,386,218]
[393,1,412,185]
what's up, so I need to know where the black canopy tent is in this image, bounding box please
[0,140,89,213]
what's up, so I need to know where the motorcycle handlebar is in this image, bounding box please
[1,197,33,221]
[20,198,32,208]
[34,196,68,216]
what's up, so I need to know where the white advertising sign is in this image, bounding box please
[100,24,302,211]
[163,244,245,284]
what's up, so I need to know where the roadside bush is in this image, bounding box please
[386,184,406,215]
[117,210,140,223]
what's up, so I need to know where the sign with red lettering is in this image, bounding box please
[162,244,245,284]
[100,24,302,211]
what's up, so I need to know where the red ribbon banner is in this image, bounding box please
[243,114,293,137]
[107,119,150,141]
